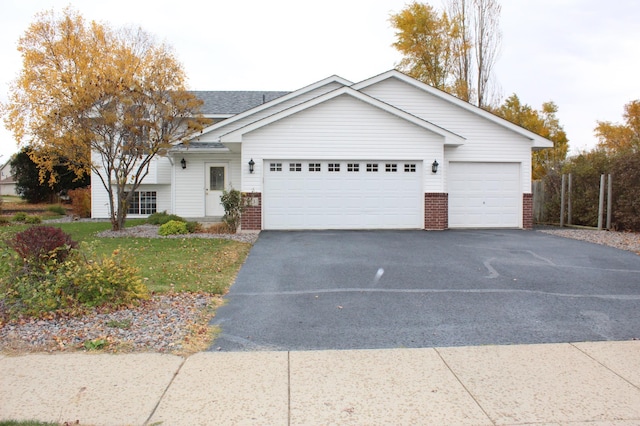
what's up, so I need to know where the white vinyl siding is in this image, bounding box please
[91,184,170,218]
[241,94,444,193]
[172,153,241,218]
[361,77,532,192]
[196,82,346,143]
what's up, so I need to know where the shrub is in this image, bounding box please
[186,221,202,233]
[0,246,148,317]
[68,187,91,218]
[12,212,27,222]
[25,215,41,224]
[0,217,10,226]
[147,211,184,225]
[158,220,189,236]
[6,225,77,265]
[205,222,233,234]
[220,189,246,233]
[47,204,67,215]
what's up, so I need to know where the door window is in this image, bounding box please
[210,167,225,190]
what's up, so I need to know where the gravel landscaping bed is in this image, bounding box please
[96,224,260,244]
[538,227,640,255]
[0,292,221,355]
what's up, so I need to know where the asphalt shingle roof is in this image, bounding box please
[193,91,290,115]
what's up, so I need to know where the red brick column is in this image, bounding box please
[523,193,533,229]
[241,192,262,230]
[424,193,448,230]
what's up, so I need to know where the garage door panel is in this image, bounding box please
[448,162,521,228]
[264,160,423,230]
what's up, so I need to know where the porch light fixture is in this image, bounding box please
[248,158,255,174]
[431,160,439,173]
[180,158,187,169]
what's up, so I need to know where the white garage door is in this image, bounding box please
[448,162,521,228]
[263,160,423,230]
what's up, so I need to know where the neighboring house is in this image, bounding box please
[0,159,17,196]
[91,70,553,230]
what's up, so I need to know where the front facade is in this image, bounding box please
[91,70,552,230]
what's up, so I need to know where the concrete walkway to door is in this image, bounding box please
[210,230,640,351]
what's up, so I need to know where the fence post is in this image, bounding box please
[598,174,605,230]
[567,173,572,225]
[606,174,612,230]
[560,174,566,227]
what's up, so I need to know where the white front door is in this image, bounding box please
[205,163,227,217]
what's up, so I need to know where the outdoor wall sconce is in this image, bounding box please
[431,160,439,173]
[248,158,255,174]
[180,158,187,169]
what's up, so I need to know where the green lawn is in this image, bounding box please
[0,220,251,294]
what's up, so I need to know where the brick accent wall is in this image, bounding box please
[241,192,262,231]
[424,193,448,230]
[523,193,533,230]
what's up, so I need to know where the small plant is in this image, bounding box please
[83,338,108,351]
[12,212,27,222]
[158,220,189,236]
[147,211,185,225]
[47,204,67,215]
[185,221,202,233]
[106,318,132,329]
[24,215,41,224]
[0,217,10,226]
[68,187,91,218]
[6,225,77,265]
[220,189,246,233]
[205,222,233,234]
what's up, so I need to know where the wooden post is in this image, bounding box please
[598,174,605,230]
[606,174,612,230]
[567,173,572,225]
[560,174,566,227]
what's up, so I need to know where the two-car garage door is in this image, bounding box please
[263,160,423,230]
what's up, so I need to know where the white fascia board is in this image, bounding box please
[191,75,353,141]
[354,70,554,149]
[220,86,466,146]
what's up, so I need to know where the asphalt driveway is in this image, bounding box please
[210,230,640,351]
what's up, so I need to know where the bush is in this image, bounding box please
[158,220,189,236]
[205,222,233,234]
[147,211,184,225]
[0,246,148,318]
[220,189,246,233]
[47,204,67,215]
[6,226,77,265]
[0,217,10,226]
[68,187,91,218]
[12,212,27,222]
[186,221,202,233]
[25,215,41,224]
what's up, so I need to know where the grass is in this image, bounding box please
[0,220,252,295]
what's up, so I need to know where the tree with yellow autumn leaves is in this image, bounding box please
[1,8,209,230]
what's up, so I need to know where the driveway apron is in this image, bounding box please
[210,230,640,351]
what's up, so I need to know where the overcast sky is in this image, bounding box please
[1,0,639,162]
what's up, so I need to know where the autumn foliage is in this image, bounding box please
[2,8,209,230]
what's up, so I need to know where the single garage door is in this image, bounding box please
[448,162,521,228]
[263,160,423,230]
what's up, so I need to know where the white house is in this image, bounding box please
[91,70,553,230]
[0,159,17,196]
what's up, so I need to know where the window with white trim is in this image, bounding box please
[404,164,417,172]
[309,163,321,172]
[126,191,157,215]
[328,163,340,172]
[385,163,398,172]
[347,163,360,172]
[289,163,302,172]
[366,163,378,172]
[270,163,282,171]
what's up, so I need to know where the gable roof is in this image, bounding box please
[353,70,554,149]
[220,86,466,146]
[193,91,290,115]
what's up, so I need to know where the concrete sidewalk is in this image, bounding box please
[1,341,640,425]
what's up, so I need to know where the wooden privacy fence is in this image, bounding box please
[532,174,613,229]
